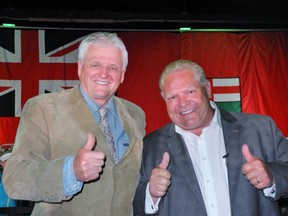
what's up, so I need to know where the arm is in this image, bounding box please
[2,98,105,202]
[241,116,288,200]
[3,99,67,202]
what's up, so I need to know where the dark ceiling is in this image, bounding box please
[1,0,288,31]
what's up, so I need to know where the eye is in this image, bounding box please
[167,95,177,101]
[187,90,196,95]
[92,62,101,68]
[108,65,119,72]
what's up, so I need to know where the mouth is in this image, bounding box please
[180,109,195,115]
[96,80,109,85]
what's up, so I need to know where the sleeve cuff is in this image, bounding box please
[145,182,161,214]
[63,156,83,196]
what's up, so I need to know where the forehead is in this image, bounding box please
[87,43,121,53]
[163,70,201,94]
[165,70,198,85]
[86,44,122,62]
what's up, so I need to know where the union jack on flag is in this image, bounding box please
[0,29,92,116]
[0,29,91,143]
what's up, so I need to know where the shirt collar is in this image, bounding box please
[210,101,222,129]
[80,85,117,117]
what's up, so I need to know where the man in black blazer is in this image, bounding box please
[133,59,288,216]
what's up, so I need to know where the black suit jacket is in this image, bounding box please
[133,109,288,216]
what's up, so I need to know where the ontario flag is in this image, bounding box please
[0,29,90,144]
[208,77,241,112]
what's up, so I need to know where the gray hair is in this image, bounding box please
[78,32,128,71]
[159,60,208,96]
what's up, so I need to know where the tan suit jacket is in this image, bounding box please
[3,85,146,216]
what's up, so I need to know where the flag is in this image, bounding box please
[0,29,89,144]
[209,77,241,112]
[0,30,87,115]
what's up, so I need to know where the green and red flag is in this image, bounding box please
[209,78,241,113]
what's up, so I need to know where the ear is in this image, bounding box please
[77,61,82,77]
[206,81,212,98]
[120,71,126,83]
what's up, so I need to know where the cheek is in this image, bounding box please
[166,102,176,114]
[167,106,180,123]
[78,67,89,81]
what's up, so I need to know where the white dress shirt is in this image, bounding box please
[175,103,231,216]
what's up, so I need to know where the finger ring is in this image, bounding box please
[256,177,260,184]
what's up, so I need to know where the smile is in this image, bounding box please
[96,80,109,85]
[180,109,195,115]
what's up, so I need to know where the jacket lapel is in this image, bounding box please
[167,124,207,212]
[114,97,138,161]
[221,110,243,208]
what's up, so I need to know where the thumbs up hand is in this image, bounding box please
[241,144,273,189]
[149,152,171,203]
[73,133,106,182]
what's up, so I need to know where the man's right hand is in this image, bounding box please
[149,152,171,203]
[73,133,105,182]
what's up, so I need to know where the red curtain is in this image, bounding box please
[238,32,288,135]
[119,31,288,136]
[1,30,288,145]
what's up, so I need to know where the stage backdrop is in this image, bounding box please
[0,29,288,145]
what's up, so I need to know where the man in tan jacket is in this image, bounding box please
[3,32,146,216]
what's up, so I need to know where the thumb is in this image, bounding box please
[158,152,170,170]
[83,133,96,151]
[242,144,255,162]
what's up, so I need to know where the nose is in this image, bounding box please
[178,95,187,107]
[99,66,109,77]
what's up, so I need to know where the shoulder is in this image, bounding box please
[115,97,143,110]
[24,86,80,107]
[220,109,274,124]
[144,123,173,143]
[220,109,279,136]
[114,97,145,117]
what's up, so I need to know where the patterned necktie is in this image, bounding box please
[98,107,117,162]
